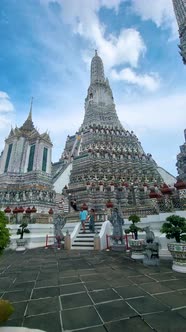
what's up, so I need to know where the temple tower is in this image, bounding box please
[0,103,55,213]
[56,51,166,213]
[172,0,186,64]
[176,129,186,180]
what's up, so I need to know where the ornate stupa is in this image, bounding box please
[53,51,171,213]
[176,129,186,181]
[172,0,186,64]
[0,102,56,213]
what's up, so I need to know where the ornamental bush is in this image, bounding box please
[17,222,30,239]
[125,214,141,240]
[161,214,186,243]
[0,299,14,323]
[0,211,10,255]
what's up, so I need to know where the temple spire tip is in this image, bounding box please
[28,97,33,120]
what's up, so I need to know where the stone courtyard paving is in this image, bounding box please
[0,249,186,332]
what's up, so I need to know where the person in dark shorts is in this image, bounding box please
[79,207,88,233]
[87,208,95,233]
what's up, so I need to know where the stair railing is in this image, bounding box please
[99,220,112,250]
[71,222,81,247]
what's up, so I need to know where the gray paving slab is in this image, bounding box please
[105,316,153,331]
[161,278,186,290]
[128,275,155,284]
[16,272,39,281]
[35,277,58,288]
[177,307,186,319]
[59,276,82,285]
[0,318,23,327]
[75,326,106,332]
[95,299,137,322]
[140,281,173,294]
[89,288,121,303]
[60,283,86,295]
[80,273,101,282]
[61,306,102,330]
[154,291,186,309]
[2,289,32,302]
[107,276,132,287]
[149,272,177,282]
[84,280,110,291]
[60,291,92,309]
[26,296,60,316]
[0,277,15,291]
[9,280,35,291]
[115,284,146,298]
[143,311,186,332]
[23,312,61,332]
[8,301,27,320]
[126,295,168,314]
[1,248,186,331]
[31,285,59,299]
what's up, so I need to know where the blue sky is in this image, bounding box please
[0,0,186,176]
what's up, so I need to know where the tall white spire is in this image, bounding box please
[173,0,186,26]
[90,50,105,84]
[172,0,186,64]
[28,96,33,121]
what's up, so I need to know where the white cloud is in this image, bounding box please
[111,68,160,91]
[117,92,186,132]
[116,92,186,175]
[0,91,15,152]
[131,0,178,39]
[41,0,146,69]
[0,91,14,113]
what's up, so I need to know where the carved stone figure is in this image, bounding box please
[53,214,66,239]
[143,226,155,243]
[109,207,124,244]
[143,226,159,266]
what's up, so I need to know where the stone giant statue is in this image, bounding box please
[108,207,124,244]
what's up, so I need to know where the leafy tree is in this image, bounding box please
[0,211,10,255]
[17,222,30,239]
[125,214,141,240]
[161,215,186,243]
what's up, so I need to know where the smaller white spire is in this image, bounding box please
[28,96,33,120]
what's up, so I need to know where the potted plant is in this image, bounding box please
[16,222,30,251]
[161,214,186,273]
[125,214,145,260]
[0,211,11,255]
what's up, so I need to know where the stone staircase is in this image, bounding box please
[71,220,104,250]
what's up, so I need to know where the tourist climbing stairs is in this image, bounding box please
[71,219,104,250]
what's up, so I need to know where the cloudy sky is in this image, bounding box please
[0,0,186,176]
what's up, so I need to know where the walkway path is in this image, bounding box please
[0,249,186,331]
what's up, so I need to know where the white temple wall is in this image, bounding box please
[12,137,25,172]
[24,141,30,173]
[0,143,8,173]
[7,211,186,255]
[34,139,40,171]
[9,138,18,172]
[47,147,52,174]
[54,163,72,193]
[157,167,176,185]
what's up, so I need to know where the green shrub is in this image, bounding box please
[161,214,186,243]
[0,211,10,255]
[0,299,14,323]
[17,222,30,239]
[125,214,141,240]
